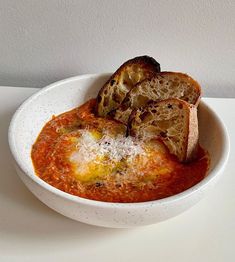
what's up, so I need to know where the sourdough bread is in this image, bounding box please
[96,56,161,117]
[128,98,199,162]
[114,72,201,124]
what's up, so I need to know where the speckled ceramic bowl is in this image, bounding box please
[8,73,230,228]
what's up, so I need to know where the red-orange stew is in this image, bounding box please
[31,99,209,203]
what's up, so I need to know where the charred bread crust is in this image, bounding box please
[96,56,161,117]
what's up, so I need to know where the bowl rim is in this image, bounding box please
[8,73,230,209]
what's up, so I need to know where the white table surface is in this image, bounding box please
[0,87,234,262]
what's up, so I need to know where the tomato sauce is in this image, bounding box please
[31,99,209,203]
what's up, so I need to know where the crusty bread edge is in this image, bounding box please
[162,98,199,162]
[185,103,199,162]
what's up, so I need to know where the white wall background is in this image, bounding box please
[0,0,235,97]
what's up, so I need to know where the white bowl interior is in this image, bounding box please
[198,102,227,175]
[9,73,228,198]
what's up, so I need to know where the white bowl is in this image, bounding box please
[8,74,230,228]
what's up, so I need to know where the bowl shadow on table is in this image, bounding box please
[0,105,129,244]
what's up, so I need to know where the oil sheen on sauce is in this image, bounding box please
[31,99,210,203]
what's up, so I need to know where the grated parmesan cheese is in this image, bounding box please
[70,130,144,164]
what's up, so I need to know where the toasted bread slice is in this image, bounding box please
[128,98,198,162]
[96,56,161,117]
[113,72,201,124]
